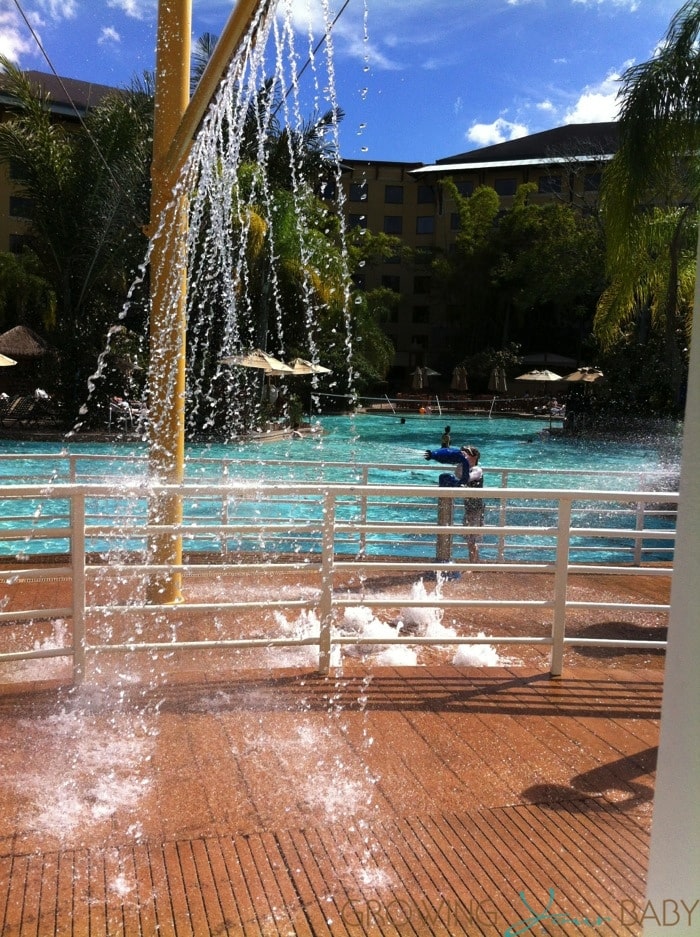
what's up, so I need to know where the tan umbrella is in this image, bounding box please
[488,366,507,393]
[515,369,563,382]
[220,348,294,373]
[456,366,469,391]
[288,357,332,375]
[561,367,605,383]
[0,353,16,366]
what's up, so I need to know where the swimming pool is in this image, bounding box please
[0,413,682,561]
[0,412,682,481]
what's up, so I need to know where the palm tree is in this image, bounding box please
[599,0,700,402]
[0,59,153,416]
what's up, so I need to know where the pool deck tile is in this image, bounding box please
[0,660,663,936]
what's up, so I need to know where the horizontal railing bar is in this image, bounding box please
[84,562,324,574]
[564,601,669,612]
[87,600,316,614]
[333,598,552,609]
[90,636,323,652]
[0,608,73,622]
[0,482,681,501]
[87,634,556,653]
[563,637,667,649]
[0,646,72,662]
[0,527,74,540]
[0,567,73,580]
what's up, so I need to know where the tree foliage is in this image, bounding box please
[434,180,604,357]
[598,0,700,404]
[0,58,153,416]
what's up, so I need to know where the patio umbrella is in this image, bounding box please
[220,348,294,373]
[288,357,332,375]
[515,369,563,382]
[411,367,424,390]
[450,366,469,391]
[488,366,507,393]
[561,367,605,383]
[0,353,16,366]
[0,325,48,358]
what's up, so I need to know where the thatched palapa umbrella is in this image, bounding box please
[0,326,48,394]
[0,325,48,359]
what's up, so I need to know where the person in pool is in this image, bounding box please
[424,444,484,561]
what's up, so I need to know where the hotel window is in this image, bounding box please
[456,180,474,197]
[9,234,32,253]
[381,274,401,293]
[319,178,337,199]
[417,185,434,204]
[494,178,517,196]
[413,275,431,295]
[412,306,430,324]
[383,215,403,235]
[349,181,368,201]
[538,174,562,194]
[584,172,602,192]
[450,212,460,230]
[414,247,434,266]
[385,185,404,204]
[348,214,367,229]
[9,196,33,218]
[416,216,435,235]
[9,159,28,182]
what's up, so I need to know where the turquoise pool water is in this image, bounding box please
[0,412,683,483]
[0,413,682,560]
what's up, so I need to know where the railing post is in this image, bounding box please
[550,495,572,676]
[436,493,453,562]
[634,500,644,566]
[318,489,336,673]
[359,466,369,556]
[71,491,87,684]
[498,470,509,561]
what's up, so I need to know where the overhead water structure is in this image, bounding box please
[143,0,352,601]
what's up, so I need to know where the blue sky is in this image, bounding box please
[0,0,683,162]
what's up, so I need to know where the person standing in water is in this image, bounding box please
[424,443,484,561]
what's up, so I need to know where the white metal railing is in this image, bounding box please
[0,480,675,685]
[0,449,680,489]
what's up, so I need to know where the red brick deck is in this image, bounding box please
[0,662,662,936]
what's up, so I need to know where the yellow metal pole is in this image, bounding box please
[165,0,267,173]
[147,0,266,603]
[147,0,192,603]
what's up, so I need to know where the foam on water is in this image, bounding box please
[271,575,507,667]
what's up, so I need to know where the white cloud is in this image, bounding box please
[572,0,640,10]
[466,117,529,147]
[563,66,627,123]
[35,0,77,18]
[106,0,155,19]
[0,10,34,62]
[537,99,555,113]
[98,26,121,46]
